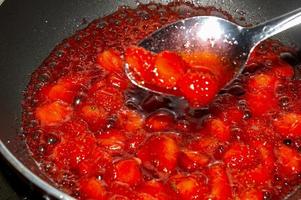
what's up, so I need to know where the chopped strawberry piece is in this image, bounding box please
[275,145,301,177]
[107,181,134,199]
[239,188,264,200]
[80,177,106,200]
[273,112,301,138]
[145,111,175,132]
[223,143,257,169]
[178,149,210,171]
[97,49,124,73]
[247,73,277,92]
[153,51,187,89]
[125,46,155,83]
[180,51,226,80]
[270,61,294,79]
[40,74,89,103]
[93,86,124,113]
[189,136,219,156]
[35,101,73,126]
[97,130,126,155]
[137,135,179,173]
[80,103,108,131]
[209,164,232,200]
[217,106,244,124]
[115,158,142,186]
[107,73,129,90]
[169,174,203,200]
[117,109,145,132]
[204,118,231,141]
[137,180,168,197]
[52,133,96,170]
[241,143,275,185]
[178,69,219,108]
[245,90,278,117]
[77,147,112,176]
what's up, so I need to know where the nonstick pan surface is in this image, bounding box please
[1,0,301,199]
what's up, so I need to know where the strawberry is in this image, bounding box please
[60,119,89,138]
[40,74,88,104]
[107,72,129,90]
[239,188,264,200]
[93,86,124,113]
[153,51,187,89]
[97,49,124,73]
[275,145,301,177]
[189,136,219,157]
[79,103,108,131]
[77,147,112,176]
[35,101,73,126]
[137,180,168,197]
[245,73,279,116]
[169,174,203,200]
[178,149,210,171]
[223,143,257,169]
[209,164,232,200]
[217,106,243,124]
[273,112,301,138]
[247,73,277,92]
[270,61,294,79]
[125,46,155,83]
[117,109,145,132]
[51,133,96,170]
[180,51,226,81]
[178,69,219,108]
[115,158,142,186]
[107,181,134,199]
[137,135,179,173]
[204,118,231,142]
[145,111,175,132]
[240,143,274,186]
[245,90,278,117]
[97,130,126,155]
[79,177,106,200]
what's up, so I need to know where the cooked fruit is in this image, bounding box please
[209,164,232,200]
[178,149,210,171]
[35,101,73,126]
[223,143,257,169]
[125,46,155,83]
[273,112,301,138]
[239,188,264,200]
[178,69,219,107]
[145,111,175,132]
[169,174,202,200]
[137,135,179,173]
[23,4,301,199]
[97,130,126,155]
[97,49,124,73]
[204,118,231,141]
[115,158,142,186]
[153,51,187,89]
[80,177,106,200]
[276,145,301,177]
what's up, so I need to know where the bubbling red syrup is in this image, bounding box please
[22,2,301,200]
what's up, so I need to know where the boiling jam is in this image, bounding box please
[22,2,301,200]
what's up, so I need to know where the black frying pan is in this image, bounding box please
[1,0,301,199]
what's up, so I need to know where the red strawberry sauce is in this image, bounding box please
[22,2,301,200]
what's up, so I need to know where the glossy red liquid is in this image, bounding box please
[22,2,301,200]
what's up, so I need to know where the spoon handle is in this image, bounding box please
[248,7,301,46]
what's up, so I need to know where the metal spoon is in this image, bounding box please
[125,8,301,96]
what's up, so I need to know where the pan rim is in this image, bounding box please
[0,141,75,200]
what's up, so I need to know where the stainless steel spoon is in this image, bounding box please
[125,8,301,96]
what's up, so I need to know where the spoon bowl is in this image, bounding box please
[125,8,301,97]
